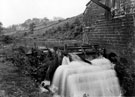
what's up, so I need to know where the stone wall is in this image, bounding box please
[83,1,135,95]
[83,0,135,58]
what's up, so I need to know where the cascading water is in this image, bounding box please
[62,56,70,65]
[66,70,120,97]
[51,56,121,97]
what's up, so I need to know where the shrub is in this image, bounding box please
[1,35,13,44]
[7,46,54,83]
[114,57,135,96]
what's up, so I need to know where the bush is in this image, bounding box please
[1,35,13,44]
[44,17,83,40]
[7,46,54,83]
[114,57,135,96]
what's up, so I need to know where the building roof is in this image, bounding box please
[86,0,92,6]
[86,0,110,12]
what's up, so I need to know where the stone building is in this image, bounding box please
[83,0,135,62]
[83,0,135,95]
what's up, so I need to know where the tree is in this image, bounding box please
[62,22,70,31]
[57,26,62,31]
[74,18,81,26]
[64,22,70,30]
[29,23,36,34]
[0,22,3,34]
[53,17,64,21]
[2,35,13,44]
[42,17,49,23]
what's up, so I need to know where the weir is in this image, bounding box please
[51,56,121,97]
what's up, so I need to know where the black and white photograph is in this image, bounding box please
[0,0,135,97]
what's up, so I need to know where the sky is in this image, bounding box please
[0,0,90,27]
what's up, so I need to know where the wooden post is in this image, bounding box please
[64,44,67,52]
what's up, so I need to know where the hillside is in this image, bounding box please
[33,14,83,39]
[0,14,84,97]
[5,14,83,40]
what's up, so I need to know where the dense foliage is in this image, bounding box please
[7,46,54,83]
[112,56,135,96]
[45,18,83,40]
[0,35,13,44]
[0,22,3,34]
[29,23,36,34]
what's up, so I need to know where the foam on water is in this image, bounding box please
[66,70,120,97]
[51,57,121,97]
[61,56,70,65]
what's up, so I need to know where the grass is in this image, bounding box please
[0,50,52,97]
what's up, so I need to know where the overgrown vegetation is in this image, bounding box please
[29,23,36,34]
[112,56,135,96]
[44,18,83,40]
[0,44,53,97]
[0,22,3,34]
[6,46,55,83]
[1,35,14,44]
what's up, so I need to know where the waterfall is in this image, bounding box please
[66,70,120,97]
[62,56,70,65]
[51,56,121,97]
